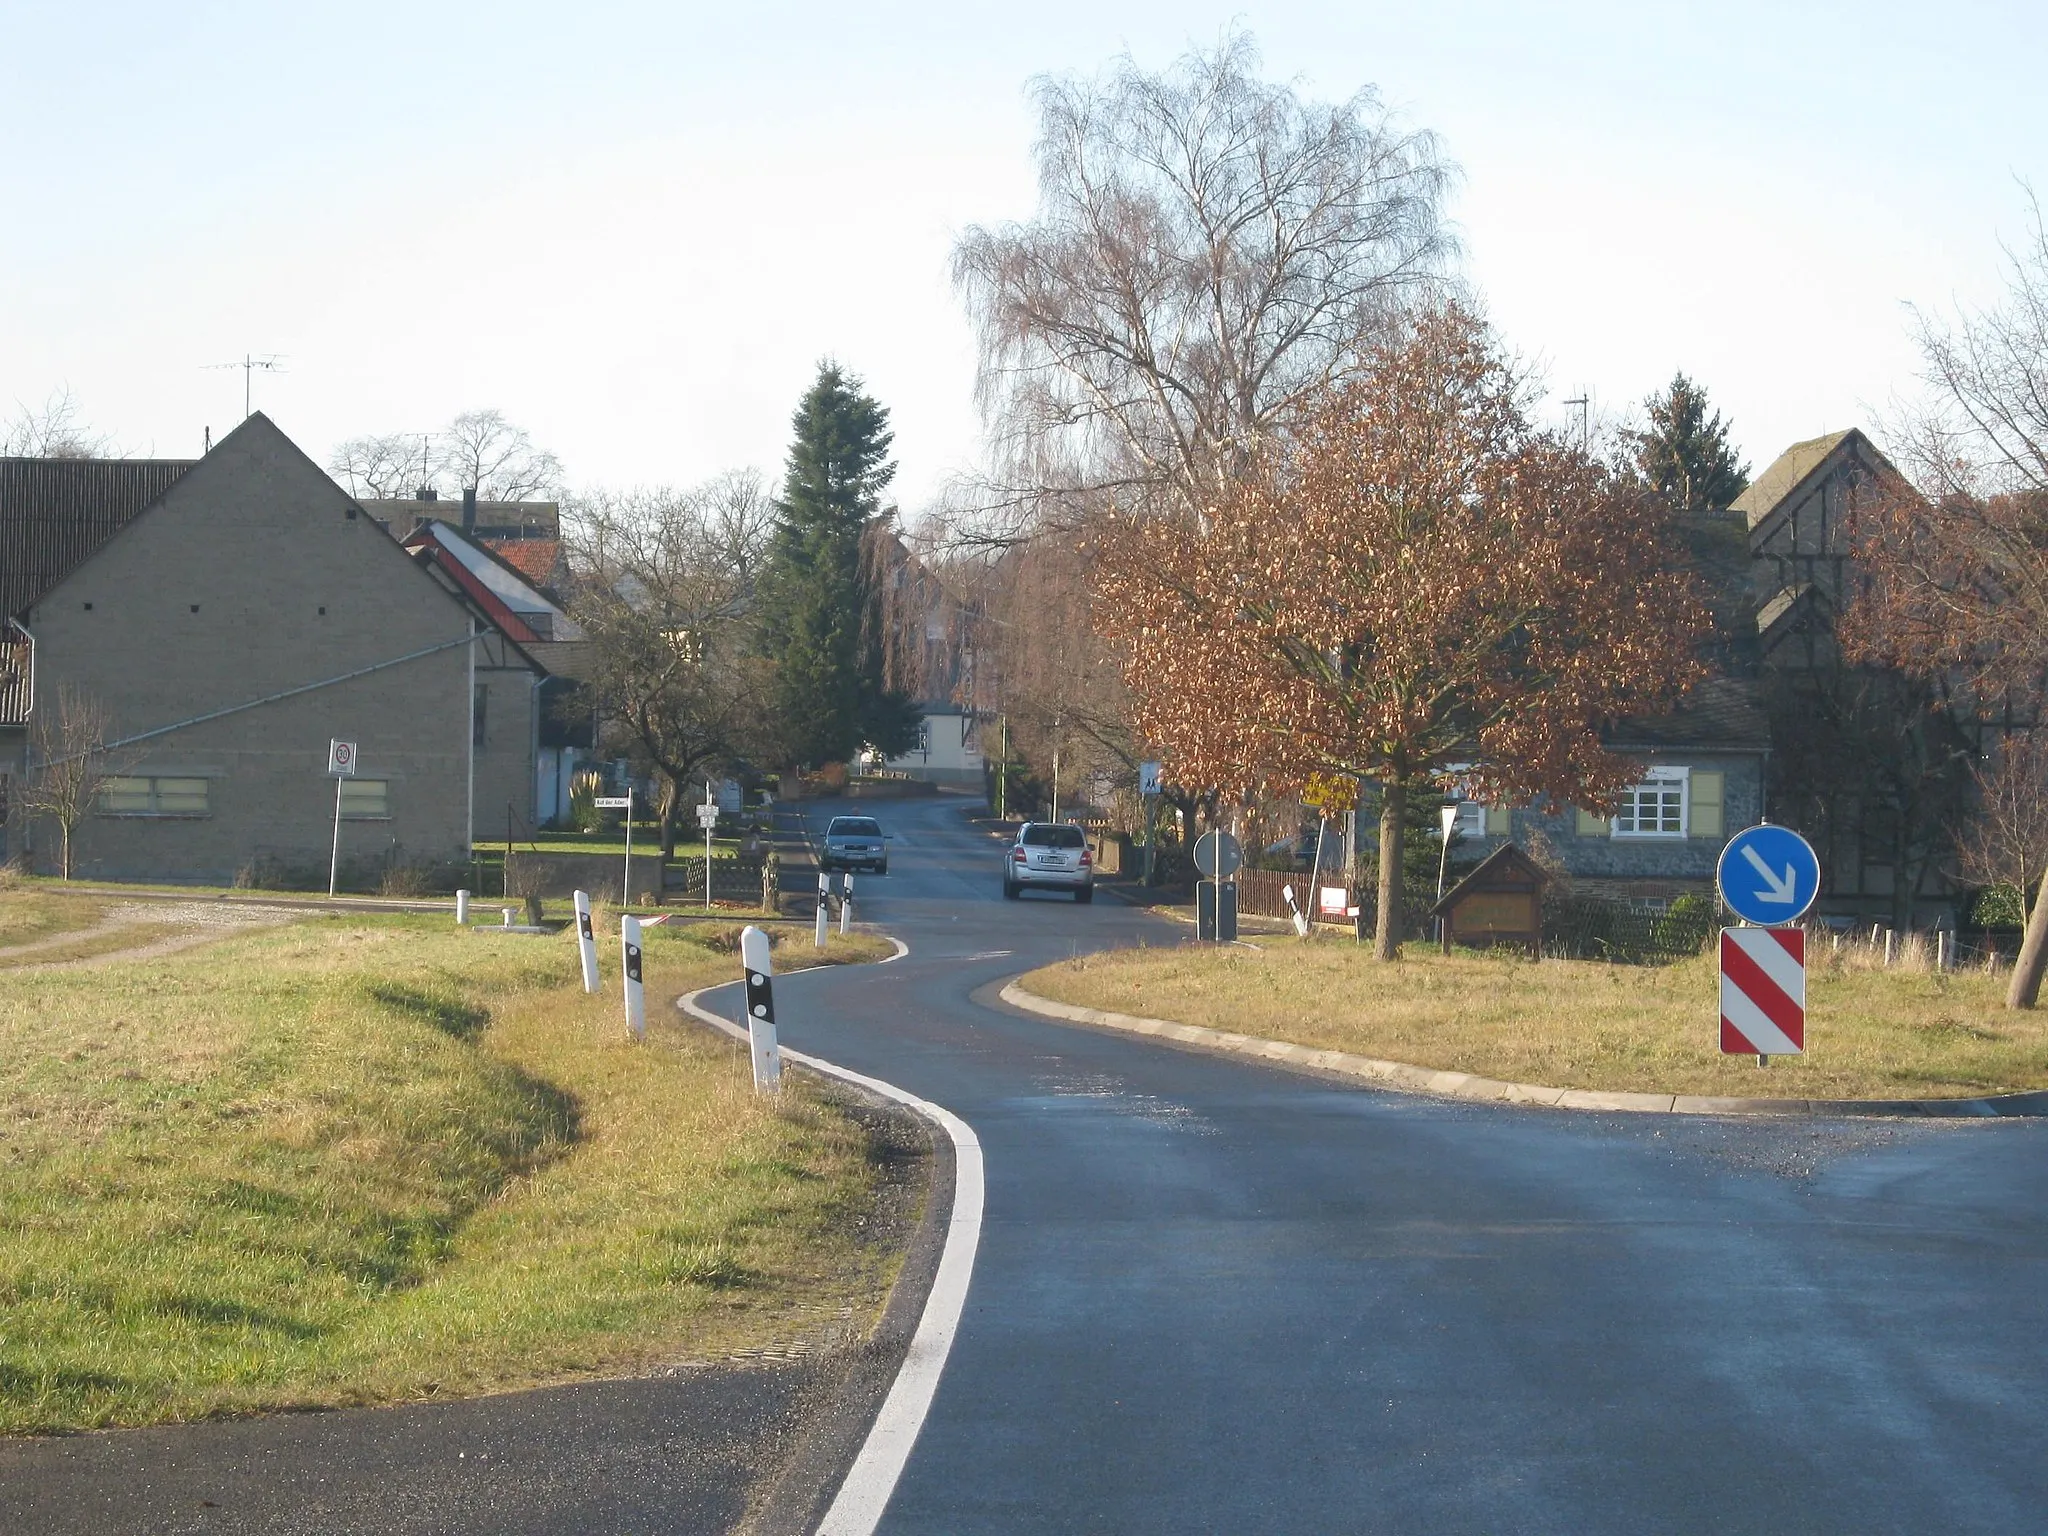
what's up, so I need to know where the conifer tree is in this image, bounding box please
[1630,372,1750,513]
[759,364,921,766]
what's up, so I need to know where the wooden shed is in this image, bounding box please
[1430,843,1548,952]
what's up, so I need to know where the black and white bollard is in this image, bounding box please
[815,872,830,948]
[574,889,600,993]
[455,888,470,925]
[621,915,646,1039]
[739,925,784,1092]
[1281,882,1308,938]
[839,873,854,937]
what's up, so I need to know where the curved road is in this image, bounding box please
[722,794,2048,1534]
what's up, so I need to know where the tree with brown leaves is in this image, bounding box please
[1094,306,1711,957]
[1842,199,2048,1005]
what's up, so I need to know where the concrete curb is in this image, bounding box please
[996,979,2048,1120]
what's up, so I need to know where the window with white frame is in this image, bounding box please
[1612,767,1688,838]
[1436,765,1490,839]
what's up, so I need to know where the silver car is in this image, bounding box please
[1003,822,1094,902]
[821,815,888,874]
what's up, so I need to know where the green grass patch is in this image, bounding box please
[1023,940,2048,1101]
[0,889,110,951]
[0,915,902,1434]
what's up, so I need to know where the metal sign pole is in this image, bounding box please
[622,786,633,907]
[328,776,344,898]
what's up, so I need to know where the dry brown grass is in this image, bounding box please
[1024,937,2048,1100]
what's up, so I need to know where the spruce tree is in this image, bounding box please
[759,364,920,767]
[1630,372,1750,514]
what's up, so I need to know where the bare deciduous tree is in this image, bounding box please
[439,409,564,501]
[3,388,111,459]
[1843,195,2048,1004]
[328,410,562,502]
[951,28,1456,535]
[1953,732,2048,924]
[22,687,133,880]
[563,481,779,856]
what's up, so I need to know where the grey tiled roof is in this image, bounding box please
[1606,676,1771,753]
[0,455,195,619]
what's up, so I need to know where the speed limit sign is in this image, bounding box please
[327,739,358,777]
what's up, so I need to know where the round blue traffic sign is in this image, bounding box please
[1717,824,1820,926]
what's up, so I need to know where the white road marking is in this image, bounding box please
[676,934,979,1534]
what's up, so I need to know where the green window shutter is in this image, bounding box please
[1690,771,1724,838]
[1576,807,1609,837]
[1484,804,1511,835]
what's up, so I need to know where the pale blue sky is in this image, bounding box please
[3,2,2042,507]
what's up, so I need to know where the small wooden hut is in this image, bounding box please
[1430,843,1548,953]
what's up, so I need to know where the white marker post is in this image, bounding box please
[840,873,854,936]
[815,872,830,947]
[621,914,646,1038]
[1282,882,1309,938]
[455,888,469,925]
[326,738,357,898]
[573,889,600,993]
[738,924,783,1092]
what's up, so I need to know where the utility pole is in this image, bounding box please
[203,354,284,418]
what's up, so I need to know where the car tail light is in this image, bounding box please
[1079,849,1092,867]
[1011,848,1026,862]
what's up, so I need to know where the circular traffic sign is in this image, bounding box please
[1717,824,1821,926]
[1193,830,1243,879]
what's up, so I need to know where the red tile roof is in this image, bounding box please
[485,537,561,586]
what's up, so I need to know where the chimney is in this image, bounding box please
[462,486,478,535]
[418,485,437,502]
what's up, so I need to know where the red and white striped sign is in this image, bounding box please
[1719,927,1805,1055]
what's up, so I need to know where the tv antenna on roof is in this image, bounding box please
[203,354,286,419]
[1562,394,1590,453]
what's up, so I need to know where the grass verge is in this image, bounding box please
[0,914,903,1434]
[0,889,110,951]
[1023,939,2048,1101]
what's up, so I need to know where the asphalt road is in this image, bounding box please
[724,794,2048,1534]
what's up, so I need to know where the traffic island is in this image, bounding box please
[1006,940,2048,1115]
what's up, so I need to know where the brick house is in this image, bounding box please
[0,413,550,883]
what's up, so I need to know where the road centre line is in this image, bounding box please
[677,934,981,1535]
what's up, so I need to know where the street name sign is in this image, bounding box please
[1717,824,1820,926]
[1720,927,1806,1055]
[593,796,632,809]
[696,803,721,828]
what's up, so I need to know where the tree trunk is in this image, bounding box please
[1375,778,1405,961]
[2007,856,2048,1008]
[656,776,680,860]
[60,818,73,881]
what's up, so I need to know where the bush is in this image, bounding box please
[1968,884,2026,929]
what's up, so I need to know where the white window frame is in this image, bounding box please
[1435,764,1490,840]
[339,778,391,820]
[1611,766,1689,840]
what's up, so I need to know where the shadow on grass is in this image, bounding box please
[363,981,492,1042]
[145,1293,327,1340]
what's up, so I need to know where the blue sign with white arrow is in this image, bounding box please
[1717,824,1821,926]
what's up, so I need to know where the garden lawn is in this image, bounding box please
[0,889,109,951]
[1023,940,2048,1101]
[0,914,902,1434]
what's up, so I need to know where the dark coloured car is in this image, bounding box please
[1003,822,1094,901]
[821,815,888,874]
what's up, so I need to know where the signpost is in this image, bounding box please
[1138,760,1163,886]
[1194,830,1242,942]
[698,798,720,912]
[1716,824,1820,1064]
[594,791,634,904]
[326,739,356,898]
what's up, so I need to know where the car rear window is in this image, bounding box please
[830,818,880,836]
[1022,825,1085,848]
